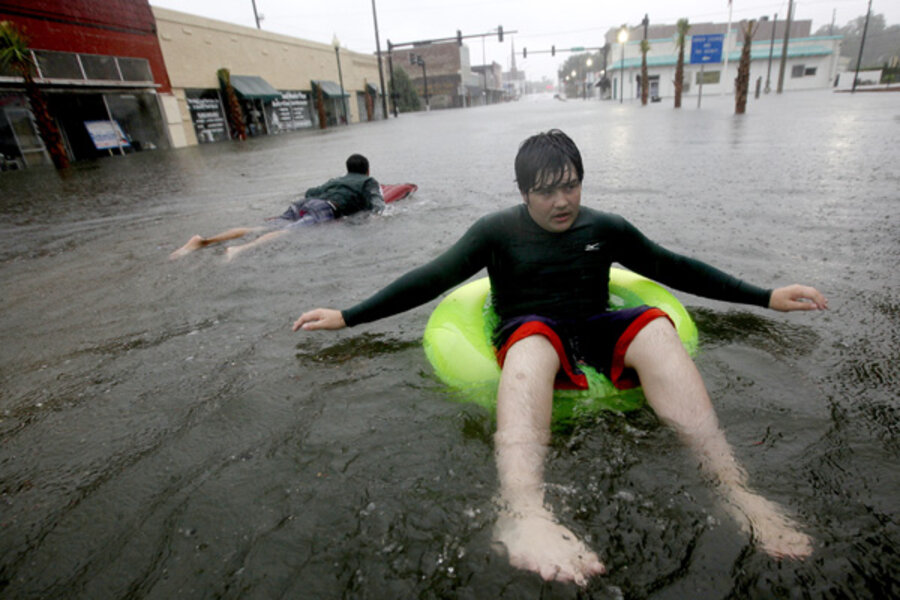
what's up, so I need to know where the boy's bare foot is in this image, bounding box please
[726,488,813,559]
[169,235,204,260]
[494,508,606,586]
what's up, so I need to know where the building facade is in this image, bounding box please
[0,1,388,169]
[601,19,841,101]
[0,0,173,168]
[153,7,385,148]
[389,41,504,109]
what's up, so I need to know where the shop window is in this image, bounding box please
[117,58,153,82]
[266,91,313,133]
[791,64,805,78]
[81,54,120,80]
[185,89,230,143]
[104,93,169,151]
[805,67,817,76]
[34,50,83,80]
[696,70,720,84]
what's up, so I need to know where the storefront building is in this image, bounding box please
[602,20,841,101]
[0,0,175,169]
[153,7,384,147]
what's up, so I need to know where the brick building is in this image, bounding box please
[391,41,500,109]
[0,0,173,167]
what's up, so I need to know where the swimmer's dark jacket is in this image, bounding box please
[303,172,384,217]
[341,204,771,327]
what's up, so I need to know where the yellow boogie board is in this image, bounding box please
[423,268,699,421]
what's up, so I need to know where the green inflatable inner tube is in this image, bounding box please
[423,268,698,420]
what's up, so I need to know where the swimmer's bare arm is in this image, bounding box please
[292,308,346,331]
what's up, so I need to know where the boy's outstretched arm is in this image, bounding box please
[769,285,828,312]
[292,308,346,331]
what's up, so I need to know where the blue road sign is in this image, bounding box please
[690,34,724,64]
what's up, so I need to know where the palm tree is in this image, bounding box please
[735,20,759,114]
[640,39,650,105]
[673,18,690,109]
[216,68,246,140]
[0,21,69,169]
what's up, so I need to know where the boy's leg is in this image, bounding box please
[492,335,606,585]
[169,227,264,259]
[224,229,289,261]
[624,318,813,559]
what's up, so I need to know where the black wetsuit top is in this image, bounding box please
[302,173,384,218]
[342,204,771,327]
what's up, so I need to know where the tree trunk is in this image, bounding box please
[316,85,327,129]
[735,21,757,114]
[223,83,246,140]
[674,45,684,108]
[20,69,68,169]
[641,47,649,105]
[217,69,246,140]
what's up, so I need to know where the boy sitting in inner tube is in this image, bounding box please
[292,130,828,587]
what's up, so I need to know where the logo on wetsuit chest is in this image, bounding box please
[584,242,601,252]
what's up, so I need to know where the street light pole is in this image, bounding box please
[585,57,593,100]
[482,36,487,104]
[416,56,430,110]
[333,34,347,124]
[617,26,628,103]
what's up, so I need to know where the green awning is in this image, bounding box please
[312,80,350,98]
[230,75,282,101]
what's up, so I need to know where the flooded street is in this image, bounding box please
[1,91,898,599]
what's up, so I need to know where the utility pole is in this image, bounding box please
[722,0,733,95]
[251,0,262,29]
[852,0,874,93]
[776,0,793,93]
[371,0,388,119]
[387,40,398,117]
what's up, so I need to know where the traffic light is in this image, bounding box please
[551,45,555,56]
[498,26,503,42]
[457,30,462,46]
[523,47,527,58]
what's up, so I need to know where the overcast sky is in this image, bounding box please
[148,0,897,81]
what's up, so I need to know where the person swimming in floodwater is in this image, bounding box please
[169,153,383,261]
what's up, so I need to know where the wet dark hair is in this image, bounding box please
[514,129,584,194]
[346,154,369,175]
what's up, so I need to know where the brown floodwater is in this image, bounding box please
[1,91,897,599]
